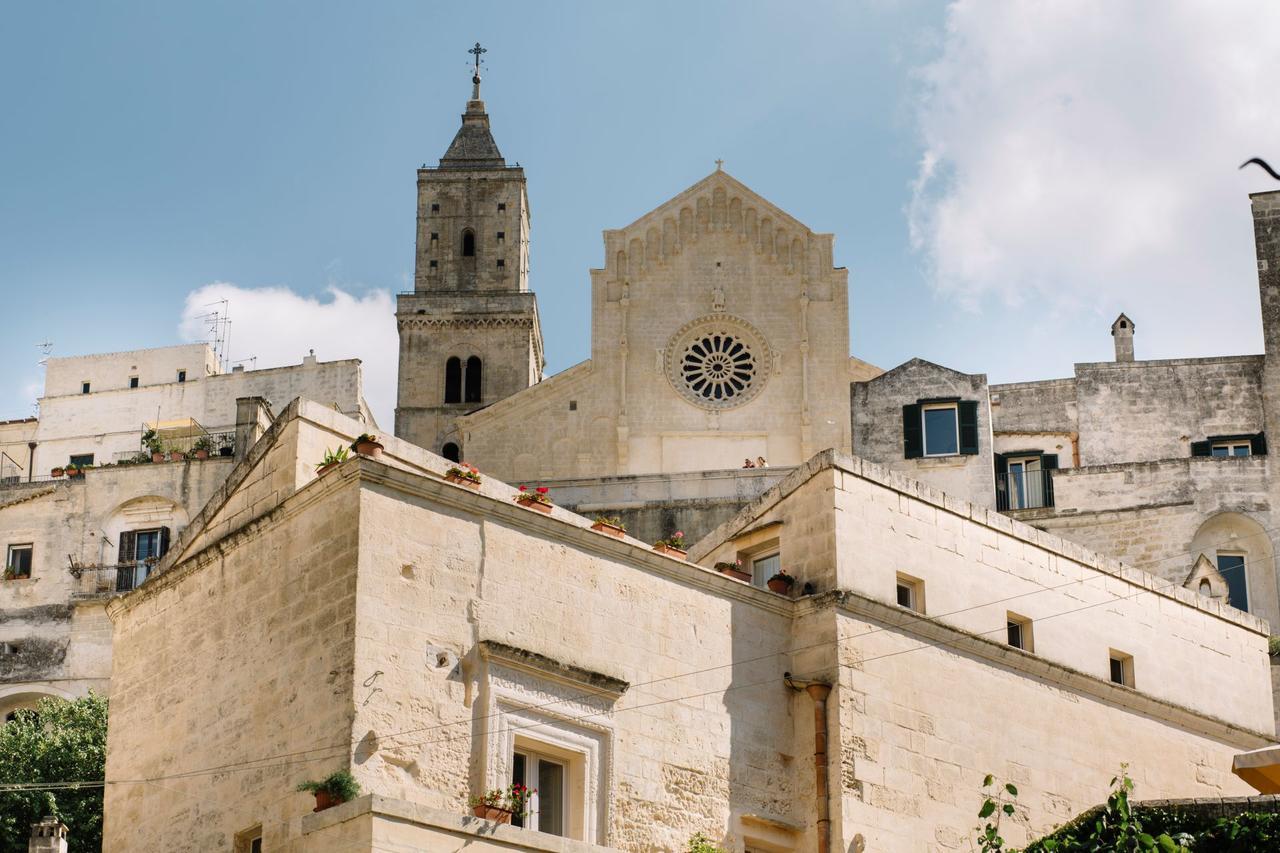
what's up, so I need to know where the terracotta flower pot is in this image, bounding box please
[516,498,552,513]
[194,449,209,460]
[353,440,383,458]
[312,790,344,812]
[316,462,338,477]
[472,804,513,824]
[718,565,751,582]
[767,577,794,594]
[50,468,63,478]
[169,451,184,462]
[591,521,625,538]
[654,543,687,558]
[151,452,165,463]
[445,473,481,489]
[67,469,83,478]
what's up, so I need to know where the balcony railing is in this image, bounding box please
[68,560,158,594]
[120,428,236,463]
[996,469,1055,512]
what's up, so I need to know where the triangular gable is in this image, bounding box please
[1183,553,1229,602]
[613,168,822,239]
[867,357,984,385]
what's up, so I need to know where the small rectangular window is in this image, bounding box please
[497,202,506,211]
[1109,651,1134,687]
[512,747,569,837]
[177,370,186,383]
[497,231,505,242]
[69,454,94,468]
[429,260,438,269]
[1006,612,1033,652]
[234,825,263,853]
[922,404,959,456]
[895,572,924,613]
[430,232,438,242]
[1211,441,1251,457]
[568,400,577,411]
[1216,552,1249,611]
[750,552,781,588]
[81,382,91,395]
[431,203,440,212]
[6,545,32,580]
[129,376,139,389]
[496,259,505,268]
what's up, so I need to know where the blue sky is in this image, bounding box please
[3,2,1278,426]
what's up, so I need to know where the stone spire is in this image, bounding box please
[440,43,505,170]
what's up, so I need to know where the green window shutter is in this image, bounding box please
[118,530,137,564]
[159,527,171,558]
[1252,433,1268,456]
[958,401,980,455]
[902,404,923,459]
[1040,453,1058,508]
[993,453,1008,510]
[1190,440,1211,457]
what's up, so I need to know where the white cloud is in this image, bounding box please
[178,282,397,428]
[910,2,1280,362]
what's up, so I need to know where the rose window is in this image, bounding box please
[665,315,771,410]
[680,334,756,402]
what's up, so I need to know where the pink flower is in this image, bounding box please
[674,531,684,538]
[536,487,549,495]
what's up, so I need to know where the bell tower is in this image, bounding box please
[395,45,544,459]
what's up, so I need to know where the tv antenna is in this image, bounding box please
[195,299,232,373]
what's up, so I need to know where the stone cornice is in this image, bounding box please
[397,315,536,331]
[808,590,1275,749]
[479,640,630,699]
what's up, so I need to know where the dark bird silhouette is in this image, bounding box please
[1241,158,1280,181]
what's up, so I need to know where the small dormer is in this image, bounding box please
[1111,313,1135,362]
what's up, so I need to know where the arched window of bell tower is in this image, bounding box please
[444,357,462,404]
[465,356,483,403]
[442,442,461,463]
[462,229,476,257]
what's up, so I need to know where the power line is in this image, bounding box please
[0,518,1271,794]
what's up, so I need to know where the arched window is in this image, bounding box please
[444,357,462,404]
[1199,579,1211,595]
[462,229,476,257]
[442,442,461,463]
[465,356,483,403]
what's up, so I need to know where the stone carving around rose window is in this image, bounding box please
[664,314,772,410]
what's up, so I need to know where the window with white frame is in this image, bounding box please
[895,572,924,613]
[1216,552,1249,612]
[1006,612,1033,652]
[750,552,781,588]
[511,741,574,836]
[1211,440,1251,457]
[1109,651,1134,687]
[922,403,959,457]
[5,545,32,580]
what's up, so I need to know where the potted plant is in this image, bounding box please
[445,463,482,489]
[142,429,165,463]
[3,568,16,581]
[50,467,64,478]
[514,485,553,513]
[64,464,82,479]
[714,560,751,583]
[351,433,384,458]
[591,515,626,537]
[467,782,535,824]
[653,531,687,557]
[316,447,349,476]
[192,436,213,460]
[296,769,361,813]
[767,569,796,595]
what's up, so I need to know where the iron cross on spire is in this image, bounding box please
[469,42,487,78]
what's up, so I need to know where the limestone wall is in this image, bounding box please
[42,343,215,397]
[102,471,362,852]
[852,359,997,507]
[1072,356,1265,466]
[990,377,1078,435]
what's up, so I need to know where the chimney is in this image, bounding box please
[29,817,67,853]
[1111,313,1135,362]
